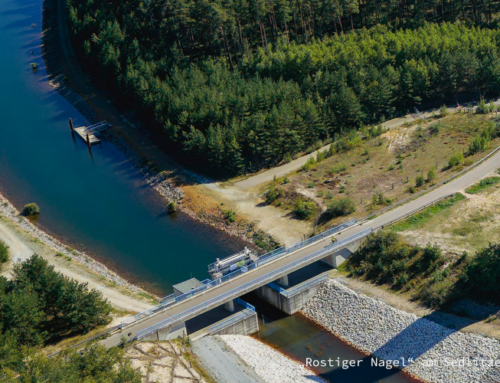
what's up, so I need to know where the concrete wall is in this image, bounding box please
[140,321,187,342]
[211,312,259,336]
[322,235,366,268]
[256,282,323,315]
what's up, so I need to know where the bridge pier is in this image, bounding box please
[279,274,289,287]
[225,299,235,313]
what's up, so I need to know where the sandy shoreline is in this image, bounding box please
[0,191,155,312]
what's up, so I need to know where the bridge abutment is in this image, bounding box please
[256,273,328,315]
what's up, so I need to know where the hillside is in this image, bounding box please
[67,0,500,176]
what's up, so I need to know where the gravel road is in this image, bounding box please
[192,336,265,383]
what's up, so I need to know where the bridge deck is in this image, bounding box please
[100,229,367,348]
[100,146,500,349]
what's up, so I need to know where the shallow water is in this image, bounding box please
[244,293,416,383]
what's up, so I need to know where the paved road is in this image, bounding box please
[100,148,500,348]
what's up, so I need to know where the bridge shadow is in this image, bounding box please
[316,307,493,383]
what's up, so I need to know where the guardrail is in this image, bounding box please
[268,272,329,298]
[361,144,500,226]
[136,229,371,339]
[124,219,356,328]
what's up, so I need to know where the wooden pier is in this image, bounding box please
[69,119,110,147]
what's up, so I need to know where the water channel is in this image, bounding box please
[0,1,414,381]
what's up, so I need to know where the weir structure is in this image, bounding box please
[100,219,371,348]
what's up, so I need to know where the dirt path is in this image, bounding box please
[0,216,151,313]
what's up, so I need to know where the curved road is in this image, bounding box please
[101,147,500,348]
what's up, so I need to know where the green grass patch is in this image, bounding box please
[465,177,500,194]
[391,193,465,232]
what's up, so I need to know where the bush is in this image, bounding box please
[283,153,292,163]
[22,203,40,216]
[327,198,356,218]
[331,163,347,174]
[372,192,391,206]
[415,174,425,187]
[167,201,178,213]
[0,240,9,264]
[301,157,316,172]
[294,198,316,220]
[427,167,436,182]
[448,151,464,168]
[439,105,449,117]
[464,244,500,294]
[428,123,440,135]
[468,136,488,155]
[224,209,236,223]
[265,185,281,203]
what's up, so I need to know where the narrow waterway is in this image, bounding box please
[2,1,414,382]
[244,293,417,383]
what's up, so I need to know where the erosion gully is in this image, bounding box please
[0,0,414,381]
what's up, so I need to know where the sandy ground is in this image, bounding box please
[399,171,500,255]
[0,215,151,313]
[125,341,208,383]
[195,182,310,246]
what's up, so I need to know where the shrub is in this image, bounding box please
[428,123,440,135]
[326,191,333,199]
[439,105,449,117]
[427,167,436,182]
[327,198,356,218]
[415,174,425,187]
[294,198,316,220]
[463,244,500,294]
[167,201,178,213]
[22,203,40,216]
[265,185,281,203]
[308,181,315,188]
[448,151,464,168]
[331,163,347,174]
[283,153,292,163]
[301,157,316,172]
[283,177,290,184]
[372,192,391,206]
[468,136,488,155]
[0,240,9,264]
[224,209,236,223]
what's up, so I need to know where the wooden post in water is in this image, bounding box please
[86,133,91,148]
[68,118,74,131]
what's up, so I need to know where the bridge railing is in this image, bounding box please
[125,219,356,327]
[136,228,372,339]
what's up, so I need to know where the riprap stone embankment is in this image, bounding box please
[302,280,500,383]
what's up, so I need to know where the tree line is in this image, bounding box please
[0,255,131,382]
[68,0,500,176]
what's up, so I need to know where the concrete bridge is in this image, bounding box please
[100,225,370,348]
[98,144,500,348]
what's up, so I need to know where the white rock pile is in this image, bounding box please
[219,335,326,383]
[302,280,500,383]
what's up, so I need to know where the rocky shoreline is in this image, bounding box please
[302,280,500,383]
[0,192,155,298]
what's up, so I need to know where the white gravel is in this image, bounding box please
[302,280,500,383]
[219,335,326,383]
